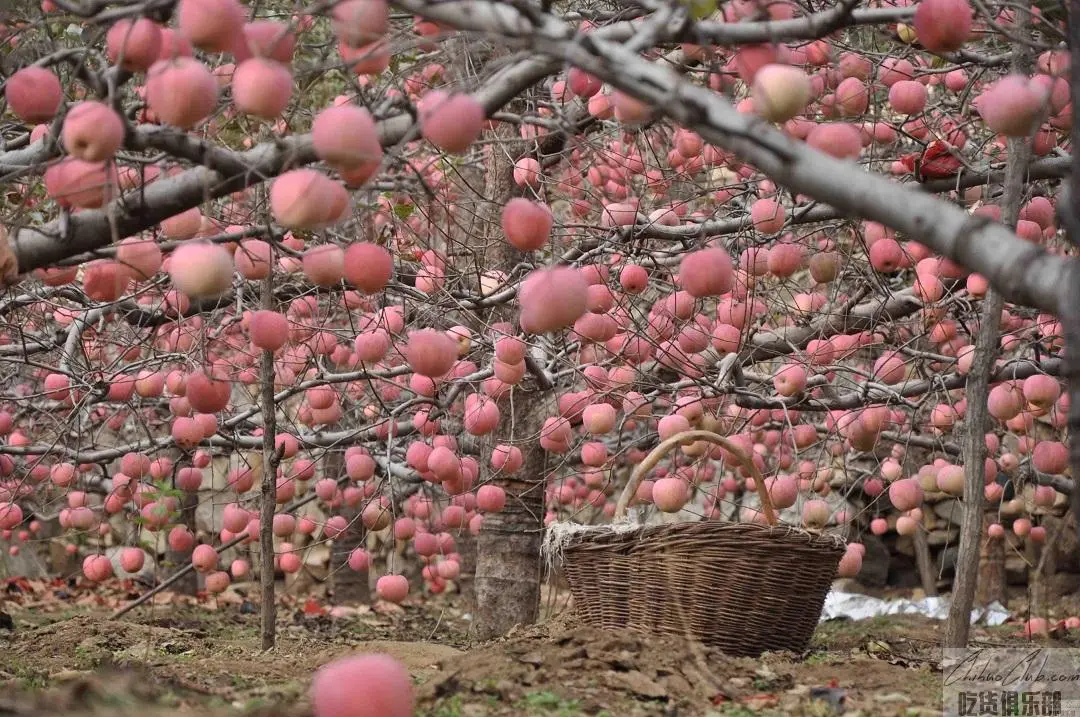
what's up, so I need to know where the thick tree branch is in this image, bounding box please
[735,357,1062,411]
[689,5,911,45]
[6,54,559,274]
[622,156,1071,242]
[396,0,1071,315]
[1066,0,1080,551]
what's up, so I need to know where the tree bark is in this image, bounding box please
[467,119,550,640]
[943,287,1002,648]
[455,531,477,606]
[1028,536,1049,619]
[975,513,1007,607]
[944,11,1033,648]
[943,153,1030,644]
[165,491,199,595]
[474,400,548,639]
[328,450,370,603]
[1065,0,1080,559]
[913,528,938,597]
[42,516,78,577]
[1030,517,1066,617]
[258,274,279,650]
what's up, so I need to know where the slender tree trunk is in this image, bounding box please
[258,274,279,650]
[945,144,1030,647]
[944,288,1002,648]
[975,513,1007,606]
[1027,537,1048,619]
[1065,0,1080,559]
[162,456,197,594]
[456,531,476,606]
[328,450,370,603]
[946,29,1034,644]
[1031,517,1066,617]
[166,491,199,595]
[913,528,938,597]
[43,516,78,576]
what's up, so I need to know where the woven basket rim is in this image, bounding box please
[558,519,847,551]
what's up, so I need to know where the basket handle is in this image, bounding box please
[613,429,778,525]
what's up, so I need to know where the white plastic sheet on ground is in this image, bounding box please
[820,591,1011,626]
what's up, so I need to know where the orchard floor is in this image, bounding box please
[0,577,1072,717]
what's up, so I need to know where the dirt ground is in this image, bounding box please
[0,576,1074,716]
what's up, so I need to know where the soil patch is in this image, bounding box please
[417,619,943,716]
[0,608,462,714]
[0,599,1067,716]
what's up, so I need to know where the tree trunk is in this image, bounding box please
[1030,517,1066,617]
[946,130,1031,647]
[944,288,1001,648]
[975,513,1007,607]
[474,400,548,639]
[443,53,592,635]
[258,274,279,650]
[913,528,938,597]
[43,516,78,577]
[1028,537,1048,619]
[1065,0,1080,561]
[946,15,1034,648]
[455,531,476,606]
[165,491,199,595]
[328,450,370,604]
[468,119,551,640]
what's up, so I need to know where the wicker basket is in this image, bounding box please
[557,430,846,657]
